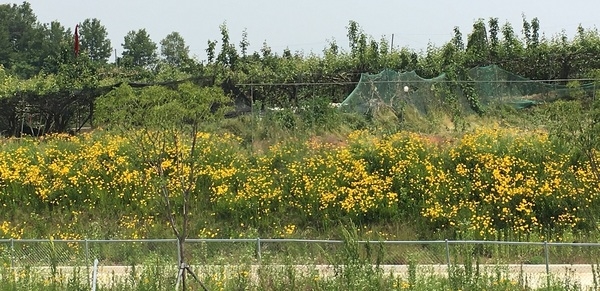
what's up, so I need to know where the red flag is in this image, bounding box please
[74,24,80,57]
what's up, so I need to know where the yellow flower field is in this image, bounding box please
[0,127,598,240]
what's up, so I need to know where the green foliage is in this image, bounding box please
[0,57,112,135]
[297,97,342,132]
[79,18,112,63]
[0,2,56,77]
[465,18,489,67]
[216,22,239,70]
[95,83,231,130]
[4,5,600,112]
[121,29,158,69]
[159,31,190,68]
[39,21,74,74]
[545,98,600,181]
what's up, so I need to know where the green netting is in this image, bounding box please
[341,69,451,116]
[468,65,583,109]
[342,65,598,114]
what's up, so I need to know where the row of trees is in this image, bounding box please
[2,2,600,136]
[4,2,600,81]
[0,2,196,78]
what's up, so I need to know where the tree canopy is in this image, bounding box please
[3,2,600,136]
[79,18,112,63]
[121,28,158,69]
[160,31,190,68]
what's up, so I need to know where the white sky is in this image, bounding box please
[19,0,600,62]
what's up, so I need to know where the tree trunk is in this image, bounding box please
[179,236,186,290]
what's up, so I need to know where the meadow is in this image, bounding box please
[1,104,600,290]
[0,121,598,243]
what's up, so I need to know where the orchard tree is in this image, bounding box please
[568,25,600,78]
[488,18,500,63]
[160,31,190,67]
[465,18,489,67]
[239,28,250,58]
[121,28,158,68]
[79,18,112,62]
[0,2,45,77]
[96,82,231,290]
[205,40,217,64]
[345,20,371,73]
[216,22,239,69]
[530,17,540,48]
[500,21,525,73]
[40,21,73,73]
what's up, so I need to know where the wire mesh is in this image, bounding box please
[259,240,343,264]
[11,240,86,267]
[548,243,600,265]
[0,240,10,268]
[87,239,178,267]
[255,240,449,265]
[185,239,257,265]
[446,242,550,289]
[1,239,598,266]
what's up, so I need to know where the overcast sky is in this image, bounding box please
[19,0,600,62]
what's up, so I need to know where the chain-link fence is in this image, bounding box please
[1,239,599,288]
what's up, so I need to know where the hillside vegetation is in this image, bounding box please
[1,3,600,243]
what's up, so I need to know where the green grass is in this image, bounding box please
[0,253,596,290]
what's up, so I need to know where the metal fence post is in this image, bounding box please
[85,238,90,288]
[176,239,181,265]
[91,258,98,291]
[445,239,451,276]
[256,237,262,262]
[544,241,550,288]
[10,238,14,270]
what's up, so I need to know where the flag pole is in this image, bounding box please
[74,24,80,57]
